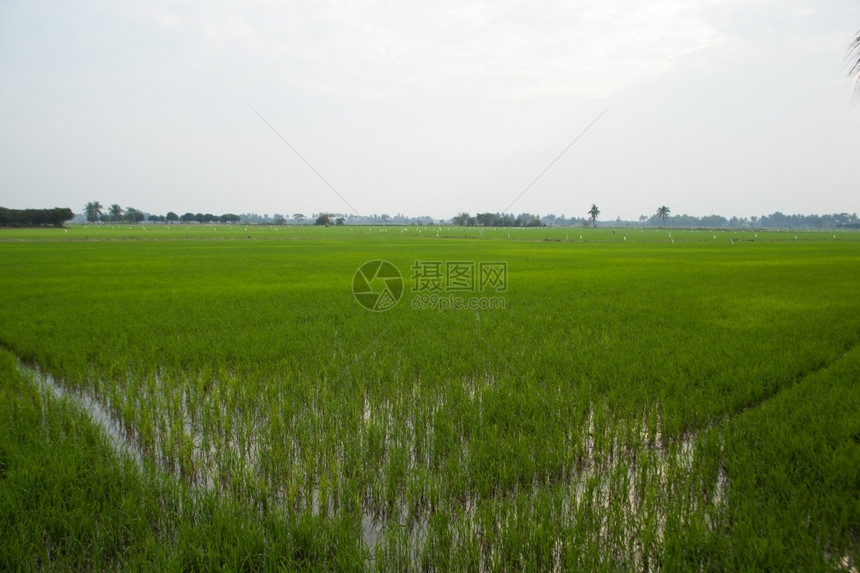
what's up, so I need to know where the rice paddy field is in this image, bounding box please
[1,224,858,571]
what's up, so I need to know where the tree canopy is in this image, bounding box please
[84,201,103,223]
[587,204,600,227]
[0,207,74,227]
[451,212,544,227]
[656,205,670,226]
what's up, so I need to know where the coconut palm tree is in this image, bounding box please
[84,201,103,223]
[656,205,670,227]
[108,204,123,223]
[587,204,600,227]
[849,30,860,100]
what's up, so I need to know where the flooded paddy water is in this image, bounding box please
[21,362,729,570]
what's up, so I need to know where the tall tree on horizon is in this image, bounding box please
[84,201,103,223]
[656,205,671,227]
[109,204,123,223]
[587,204,600,227]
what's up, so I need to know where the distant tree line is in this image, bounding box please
[235,212,435,225]
[0,207,73,227]
[77,200,859,230]
[170,212,241,224]
[84,202,145,223]
[540,214,586,226]
[448,205,858,230]
[640,211,859,230]
[84,202,241,224]
[451,212,544,227]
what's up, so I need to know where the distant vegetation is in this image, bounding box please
[0,207,73,228]
[17,200,849,230]
[448,208,859,229]
[587,204,601,227]
[451,212,544,227]
[639,210,860,230]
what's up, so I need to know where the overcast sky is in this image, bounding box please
[1,1,858,221]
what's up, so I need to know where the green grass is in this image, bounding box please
[0,225,858,570]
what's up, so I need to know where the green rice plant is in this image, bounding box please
[0,226,857,569]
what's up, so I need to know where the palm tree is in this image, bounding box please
[656,205,670,227]
[84,201,103,223]
[587,204,600,227]
[109,204,123,223]
[849,30,860,100]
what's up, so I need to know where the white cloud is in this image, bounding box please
[136,0,730,101]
